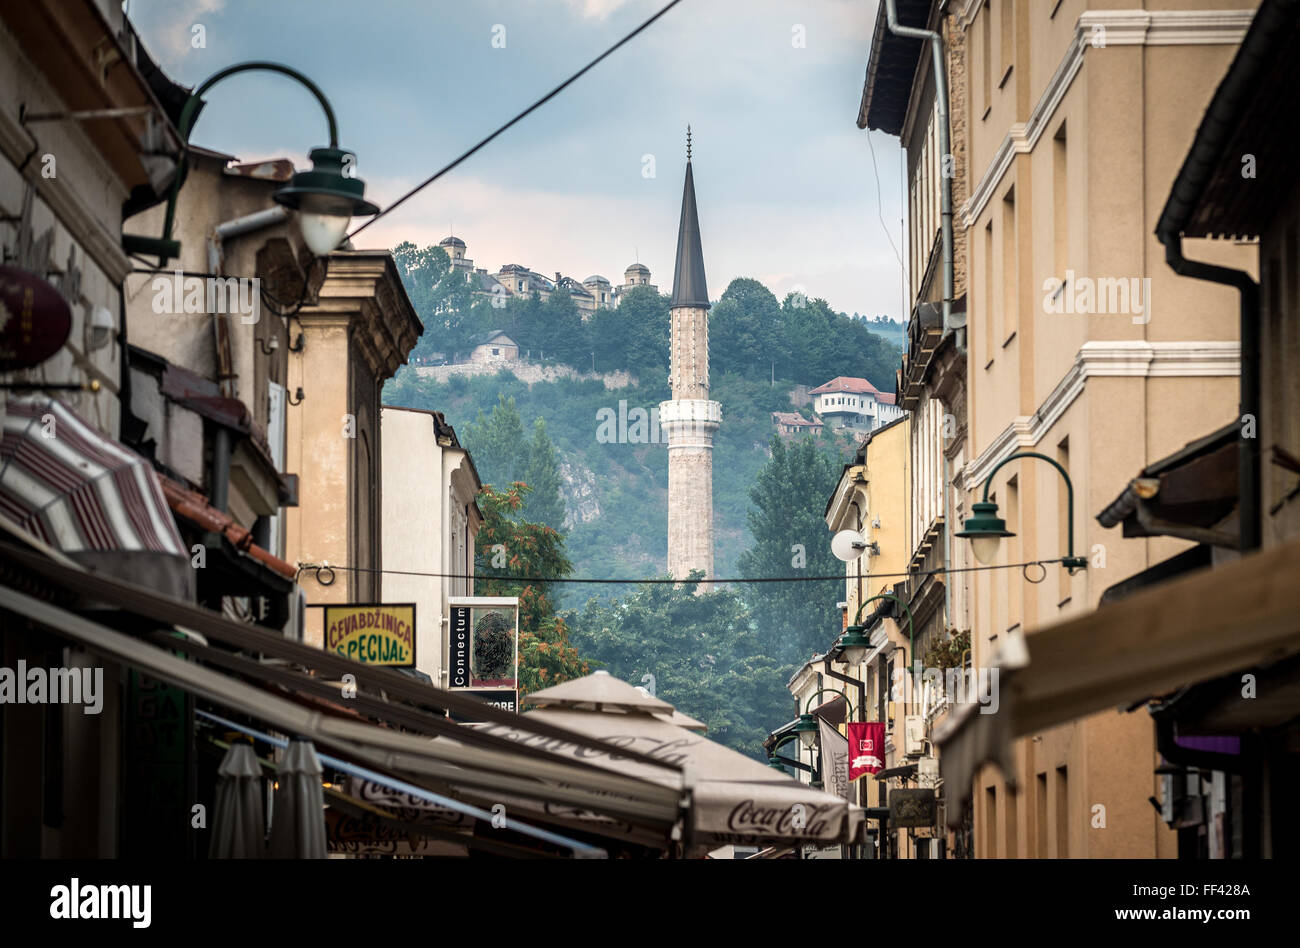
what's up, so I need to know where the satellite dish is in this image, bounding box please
[831,529,868,562]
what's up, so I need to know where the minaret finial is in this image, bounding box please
[686,125,692,162]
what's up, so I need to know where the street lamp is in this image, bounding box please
[955,451,1088,571]
[123,62,378,265]
[836,592,915,680]
[795,688,855,750]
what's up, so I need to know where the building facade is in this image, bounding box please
[380,406,482,686]
[287,251,422,638]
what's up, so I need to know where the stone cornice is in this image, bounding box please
[0,102,131,284]
[964,341,1240,490]
[960,9,1254,229]
[299,251,422,382]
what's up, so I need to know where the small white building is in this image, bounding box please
[809,377,904,432]
[381,407,483,685]
[465,330,519,363]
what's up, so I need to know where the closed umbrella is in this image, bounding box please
[269,738,327,859]
[210,740,266,858]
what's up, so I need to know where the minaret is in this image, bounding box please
[660,128,721,590]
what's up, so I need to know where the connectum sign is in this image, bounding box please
[323,603,416,666]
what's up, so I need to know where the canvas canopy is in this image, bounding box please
[483,672,863,855]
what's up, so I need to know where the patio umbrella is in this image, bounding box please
[210,740,266,858]
[493,672,863,855]
[269,738,327,859]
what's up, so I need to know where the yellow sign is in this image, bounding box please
[323,603,416,666]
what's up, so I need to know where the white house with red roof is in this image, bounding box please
[808,376,904,432]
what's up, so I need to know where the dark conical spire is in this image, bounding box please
[670,131,709,309]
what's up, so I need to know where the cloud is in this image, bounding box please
[559,0,642,18]
[128,0,225,65]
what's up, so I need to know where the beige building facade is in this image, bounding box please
[287,251,422,641]
[958,0,1255,858]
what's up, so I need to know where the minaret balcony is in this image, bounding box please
[657,398,722,426]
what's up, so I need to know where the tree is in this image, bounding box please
[566,577,791,758]
[475,483,589,694]
[392,241,476,358]
[461,394,525,487]
[523,417,566,531]
[587,285,670,383]
[737,435,845,665]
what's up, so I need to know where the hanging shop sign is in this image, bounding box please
[447,596,519,720]
[889,788,937,828]
[0,265,73,372]
[321,602,416,666]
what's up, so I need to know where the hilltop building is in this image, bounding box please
[809,376,904,433]
[434,234,655,317]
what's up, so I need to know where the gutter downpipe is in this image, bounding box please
[1159,235,1260,553]
[204,205,291,515]
[883,0,954,336]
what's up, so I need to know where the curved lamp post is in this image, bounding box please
[837,593,915,681]
[794,687,855,750]
[766,733,810,772]
[124,62,379,265]
[955,451,1088,572]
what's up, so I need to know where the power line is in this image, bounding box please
[298,557,1072,586]
[347,0,685,241]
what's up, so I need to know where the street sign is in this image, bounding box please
[0,265,72,371]
[321,602,416,666]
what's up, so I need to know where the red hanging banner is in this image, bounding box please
[847,722,886,781]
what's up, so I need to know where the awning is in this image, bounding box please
[933,535,1300,827]
[0,395,191,598]
[479,680,865,856]
[0,541,689,848]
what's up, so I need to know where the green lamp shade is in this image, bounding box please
[955,501,1014,565]
[794,712,819,749]
[274,147,380,256]
[838,625,871,666]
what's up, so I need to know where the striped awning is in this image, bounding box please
[0,395,192,598]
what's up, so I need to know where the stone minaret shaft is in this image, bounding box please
[660,147,720,590]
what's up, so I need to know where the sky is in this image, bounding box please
[126,0,907,319]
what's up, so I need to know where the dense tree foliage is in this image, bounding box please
[460,395,565,530]
[737,435,847,665]
[474,483,589,694]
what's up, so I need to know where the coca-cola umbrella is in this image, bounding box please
[479,672,863,855]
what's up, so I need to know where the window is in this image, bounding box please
[1053,123,1069,284]
[981,6,993,116]
[985,786,998,858]
[1036,772,1048,858]
[1002,187,1018,340]
[1006,787,1019,857]
[1000,0,1015,82]
[1055,766,1069,857]
[491,348,500,356]
[984,220,996,365]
